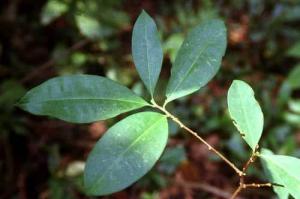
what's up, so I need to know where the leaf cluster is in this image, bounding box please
[18,11,300,198]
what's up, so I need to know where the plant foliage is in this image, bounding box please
[18,10,300,198]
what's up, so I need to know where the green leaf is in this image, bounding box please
[163,33,184,64]
[165,19,227,103]
[260,149,300,199]
[288,99,300,113]
[132,10,163,97]
[41,0,68,25]
[283,112,300,127]
[84,112,168,196]
[260,149,289,199]
[287,41,300,58]
[286,64,300,90]
[227,80,264,150]
[18,75,148,123]
[75,15,114,39]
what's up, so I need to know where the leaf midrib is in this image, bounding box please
[21,97,147,106]
[143,19,153,95]
[88,116,166,193]
[236,85,254,148]
[167,41,211,98]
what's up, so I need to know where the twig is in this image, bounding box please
[230,182,272,199]
[243,183,272,188]
[21,39,90,83]
[231,146,268,199]
[230,185,243,199]
[240,145,259,185]
[151,100,244,176]
[152,100,275,199]
[179,180,245,199]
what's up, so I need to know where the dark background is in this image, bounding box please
[1,0,300,198]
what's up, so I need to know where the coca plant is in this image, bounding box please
[18,11,300,198]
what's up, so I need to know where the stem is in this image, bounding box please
[240,146,259,184]
[231,185,243,199]
[243,183,272,188]
[152,100,273,198]
[243,146,259,173]
[231,146,264,199]
[230,182,272,199]
[151,100,244,176]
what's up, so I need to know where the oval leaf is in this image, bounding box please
[165,19,227,103]
[260,149,300,199]
[18,75,148,123]
[227,80,264,150]
[84,112,168,196]
[260,149,289,199]
[132,10,163,96]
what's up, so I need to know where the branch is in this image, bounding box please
[179,180,245,199]
[230,185,243,199]
[151,100,244,176]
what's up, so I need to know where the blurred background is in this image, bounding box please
[1,0,300,198]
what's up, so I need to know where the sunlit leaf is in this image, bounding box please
[163,33,184,63]
[283,112,300,126]
[41,0,68,25]
[84,112,168,196]
[18,75,148,123]
[227,80,264,150]
[288,99,300,113]
[75,15,114,39]
[261,149,300,199]
[132,11,163,96]
[165,19,226,103]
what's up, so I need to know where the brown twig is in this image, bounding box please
[243,183,272,188]
[179,180,245,199]
[240,145,259,185]
[21,39,90,83]
[230,182,272,199]
[231,185,243,199]
[230,146,269,199]
[151,100,244,176]
[152,100,275,199]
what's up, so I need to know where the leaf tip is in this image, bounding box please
[139,9,151,19]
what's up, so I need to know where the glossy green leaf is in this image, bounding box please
[260,149,300,199]
[132,11,163,96]
[227,80,264,150]
[165,19,227,103]
[18,75,148,123]
[260,149,289,199]
[84,112,168,196]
